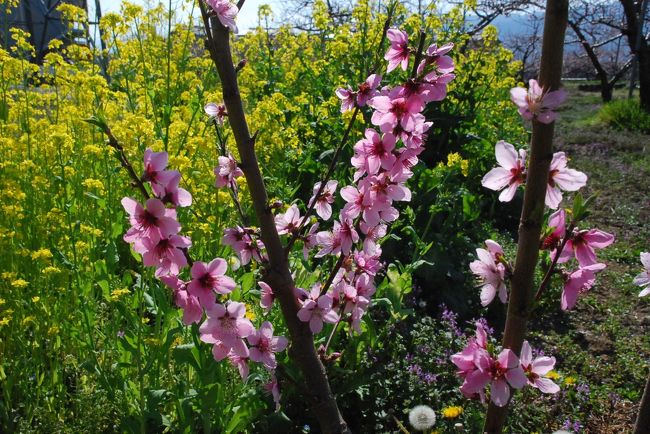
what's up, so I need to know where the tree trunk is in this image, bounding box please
[639,46,650,111]
[601,82,613,102]
[199,9,350,434]
[482,0,568,432]
[634,369,650,434]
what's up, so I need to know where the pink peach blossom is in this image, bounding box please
[122,197,181,246]
[556,228,614,267]
[139,234,191,277]
[510,79,567,124]
[297,284,339,333]
[561,263,607,310]
[520,341,560,393]
[200,302,254,360]
[205,0,238,33]
[309,180,338,220]
[384,28,409,73]
[470,244,507,306]
[204,102,228,125]
[275,204,303,235]
[259,281,275,311]
[481,141,527,202]
[188,258,236,305]
[546,152,587,209]
[247,321,288,370]
[215,155,244,189]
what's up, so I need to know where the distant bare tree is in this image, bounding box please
[504,16,542,81]
[565,0,632,102]
[617,0,650,110]
[278,0,354,32]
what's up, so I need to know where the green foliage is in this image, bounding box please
[598,99,650,133]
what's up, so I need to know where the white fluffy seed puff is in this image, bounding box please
[408,405,436,431]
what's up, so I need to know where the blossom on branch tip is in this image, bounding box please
[205,0,238,33]
[335,74,381,113]
[204,102,228,125]
[142,148,174,186]
[384,28,409,73]
[510,79,567,124]
[481,141,527,202]
[417,42,455,75]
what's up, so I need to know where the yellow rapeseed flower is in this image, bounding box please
[31,248,53,261]
[42,266,61,275]
[31,296,40,303]
[460,159,469,177]
[11,279,29,289]
[110,288,131,301]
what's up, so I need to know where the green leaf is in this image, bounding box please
[173,344,201,371]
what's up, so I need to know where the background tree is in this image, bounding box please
[566,0,632,102]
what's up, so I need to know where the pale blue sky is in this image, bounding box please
[93,0,283,33]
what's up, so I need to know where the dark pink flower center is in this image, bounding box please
[490,363,508,380]
[143,210,159,227]
[258,337,270,354]
[390,100,408,118]
[200,273,217,289]
[220,315,237,335]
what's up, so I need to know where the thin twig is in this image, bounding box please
[535,223,575,301]
[411,30,427,79]
[213,119,249,226]
[103,126,151,199]
[286,106,360,253]
[285,5,396,254]
[98,125,194,266]
[319,254,347,296]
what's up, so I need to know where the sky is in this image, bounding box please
[94,0,283,33]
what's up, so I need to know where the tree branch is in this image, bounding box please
[199,4,351,432]
[483,0,569,431]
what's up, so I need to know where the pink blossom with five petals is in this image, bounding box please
[481,141,527,202]
[510,79,567,124]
